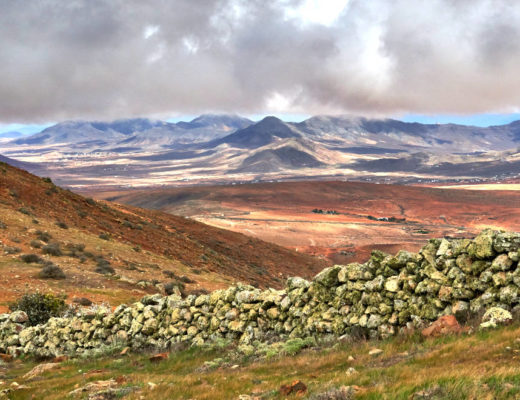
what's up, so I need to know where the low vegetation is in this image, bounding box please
[8,293,67,326]
[2,322,520,399]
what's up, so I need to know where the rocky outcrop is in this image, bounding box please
[1,229,520,358]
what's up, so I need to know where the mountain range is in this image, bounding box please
[2,114,520,187]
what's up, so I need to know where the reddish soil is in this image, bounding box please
[0,162,328,311]
[91,180,520,264]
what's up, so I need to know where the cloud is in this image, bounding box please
[1,0,520,122]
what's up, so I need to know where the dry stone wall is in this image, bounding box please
[1,229,520,358]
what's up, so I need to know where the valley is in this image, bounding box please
[90,180,520,265]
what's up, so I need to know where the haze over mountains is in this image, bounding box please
[2,114,520,188]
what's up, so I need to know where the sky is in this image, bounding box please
[2,0,520,133]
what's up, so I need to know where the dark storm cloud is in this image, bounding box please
[1,0,520,122]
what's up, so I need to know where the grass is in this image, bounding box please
[3,324,520,399]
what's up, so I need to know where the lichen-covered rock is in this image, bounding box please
[384,276,400,292]
[10,311,28,324]
[480,307,513,329]
[468,229,496,259]
[314,265,341,287]
[491,254,513,272]
[494,232,520,253]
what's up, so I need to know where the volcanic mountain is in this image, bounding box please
[4,114,520,187]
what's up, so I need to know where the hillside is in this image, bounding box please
[0,160,327,311]
[2,229,520,398]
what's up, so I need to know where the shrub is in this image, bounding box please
[42,177,53,183]
[18,207,32,215]
[4,246,21,254]
[77,210,87,218]
[64,243,86,257]
[95,259,115,275]
[38,264,66,279]
[72,297,92,306]
[55,221,68,229]
[35,230,52,243]
[42,243,62,256]
[20,253,43,264]
[0,221,6,229]
[85,198,96,206]
[164,282,180,295]
[30,240,42,248]
[178,275,196,284]
[9,293,67,326]
[98,233,110,241]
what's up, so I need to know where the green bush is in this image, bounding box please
[35,230,52,243]
[9,293,67,326]
[20,253,43,264]
[38,264,66,280]
[55,221,68,229]
[95,259,115,274]
[42,242,62,256]
[98,233,110,241]
[18,207,32,215]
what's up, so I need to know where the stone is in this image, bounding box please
[9,311,28,324]
[384,276,400,292]
[368,348,383,356]
[235,290,259,304]
[491,254,513,272]
[421,315,461,337]
[314,265,341,287]
[279,380,307,396]
[23,363,60,380]
[480,307,513,329]
[149,352,168,362]
[468,229,496,259]
[286,277,309,290]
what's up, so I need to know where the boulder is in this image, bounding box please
[421,315,461,337]
[480,307,513,329]
[468,230,496,259]
[314,265,341,287]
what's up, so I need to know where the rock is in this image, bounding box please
[120,347,130,356]
[9,311,28,324]
[411,385,442,399]
[421,315,461,337]
[314,266,341,287]
[23,363,60,380]
[279,380,307,396]
[235,290,259,304]
[287,277,309,290]
[149,352,168,362]
[68,379,118,397]
[368,348,383,356]
[468,229,496,259]
[384,276,400,292]
[480,307,513,329]
[491,254,513,271]
[345,367,358,376]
